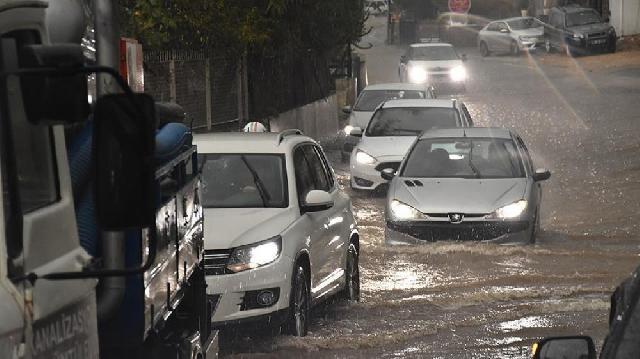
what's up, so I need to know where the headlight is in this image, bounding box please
[355,150,376,165]
[390,199,424,220]
[519,36,535,42]
[572,33,584,39]
[449,65,467,82]
[344,125,354,135]
[494,200,528,219]
[408,66,428,83]
[227,236,282,273]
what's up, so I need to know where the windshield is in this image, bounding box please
[198,154,287,208]
[365,107,459,136]
[507,17,543,30]
[402,138,525,178]
[409,46,459,61]
[353,90,425,111]
[566,10,602,27]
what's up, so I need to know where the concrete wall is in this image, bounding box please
[268,94,339,141]
[610,0,640,36]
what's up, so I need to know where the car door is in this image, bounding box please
[300,145,346,299]
[483,23,500,51]
[516,136,541,212]
[495,22,512,52]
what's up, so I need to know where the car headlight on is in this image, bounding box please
[572,33,584,39]
[408,66,428,83]
[449,65,467,82]
[227,236,282,273]
[494,200,528,219]
[355,150,376,165]
[390,199,424,220]
[344,125,354,135]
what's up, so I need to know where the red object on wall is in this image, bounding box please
[448,0,471,13]
[119,38,144,92]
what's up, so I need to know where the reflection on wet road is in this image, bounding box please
[220,16,640,358]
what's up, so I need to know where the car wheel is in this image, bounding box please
[284,264,310,337]
[479,41,490,57]
[608,37,616,53]
[510,40,520,56]
[544,39,552,53]
[529,211,539,244]
[341,243,360,301]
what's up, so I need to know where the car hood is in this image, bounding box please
[568,22,611,35]
[512,28,544,37]
[203,207,297,249]
[408,59,462,71]
[357,136,417,160]
[348,110,375,129]
[391,177,528,214]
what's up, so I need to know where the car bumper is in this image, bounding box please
[350,156,402,191]
[519,40,543,51]
[205,254,293,326]
[385,220,530,244]
[428,73,466,91]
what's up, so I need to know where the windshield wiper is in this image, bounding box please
[467,141,481,178]
[240,155,271,207]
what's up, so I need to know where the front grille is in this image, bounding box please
[588,32,606,38]
[427,67,450,72]
[204,249,232,275]
[388,221,528,241]
[375,162,401,172]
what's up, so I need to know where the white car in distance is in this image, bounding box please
[193,130,360,337]
[399,42,468,92]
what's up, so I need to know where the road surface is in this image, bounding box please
[221,16,640,358]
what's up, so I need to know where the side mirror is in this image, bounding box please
[16,44,90,125]
[461,54,468,62]
[381,168,396,181]
[94,93,157,229]
[533,168,551,182]
[342,105,353,114]
[302,190,334,212]
[532,336,596,359]
[349,127,363,137]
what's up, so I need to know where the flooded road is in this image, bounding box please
[221,17,640,358]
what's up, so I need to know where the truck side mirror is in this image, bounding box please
[532,336,596,359]
[94,93,157,229]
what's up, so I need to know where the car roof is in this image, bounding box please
[409,43,453,48]
[380,98,456,109]
[193,131,313,154]
[419,127,515,140]
[362,83,428,91]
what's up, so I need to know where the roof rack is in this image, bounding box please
[277,129,303,144]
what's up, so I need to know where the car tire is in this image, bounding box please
[479,41,490,57]
[283,264,310,337]
[529,211,539,244]
[608,37,616,53]
[341,243,360,301]
[544,39,553,53]
[510,40,520,56]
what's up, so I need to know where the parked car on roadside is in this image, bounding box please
[532,262,640,359]
[383,127,550,245]
[341,83,436,162]
[193,130,360,337]
[542,5,616,56]
[365,0,388,16]
[478,17,545,56]
[349,99,473,191]
[399,42,468,92]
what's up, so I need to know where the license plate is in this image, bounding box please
[591,39,606,45]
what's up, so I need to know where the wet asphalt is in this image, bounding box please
[220,16,640,358]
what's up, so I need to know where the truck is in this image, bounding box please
[0,0,217,358]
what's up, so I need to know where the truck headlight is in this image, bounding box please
[390,199,424,220]
[408,66,428,83]
[227,236,282,273]
[355,150,376,165]
[449,65,467,82]
[494,200,528,219]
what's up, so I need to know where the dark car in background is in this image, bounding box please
[542,5,616,56]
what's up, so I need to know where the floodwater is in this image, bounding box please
[220,16,640,358]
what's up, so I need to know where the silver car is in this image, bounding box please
[478,17,545,56]
[383,127,551,244]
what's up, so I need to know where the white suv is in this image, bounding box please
[194,130,360,336]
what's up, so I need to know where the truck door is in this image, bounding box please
[0,25,99,358]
